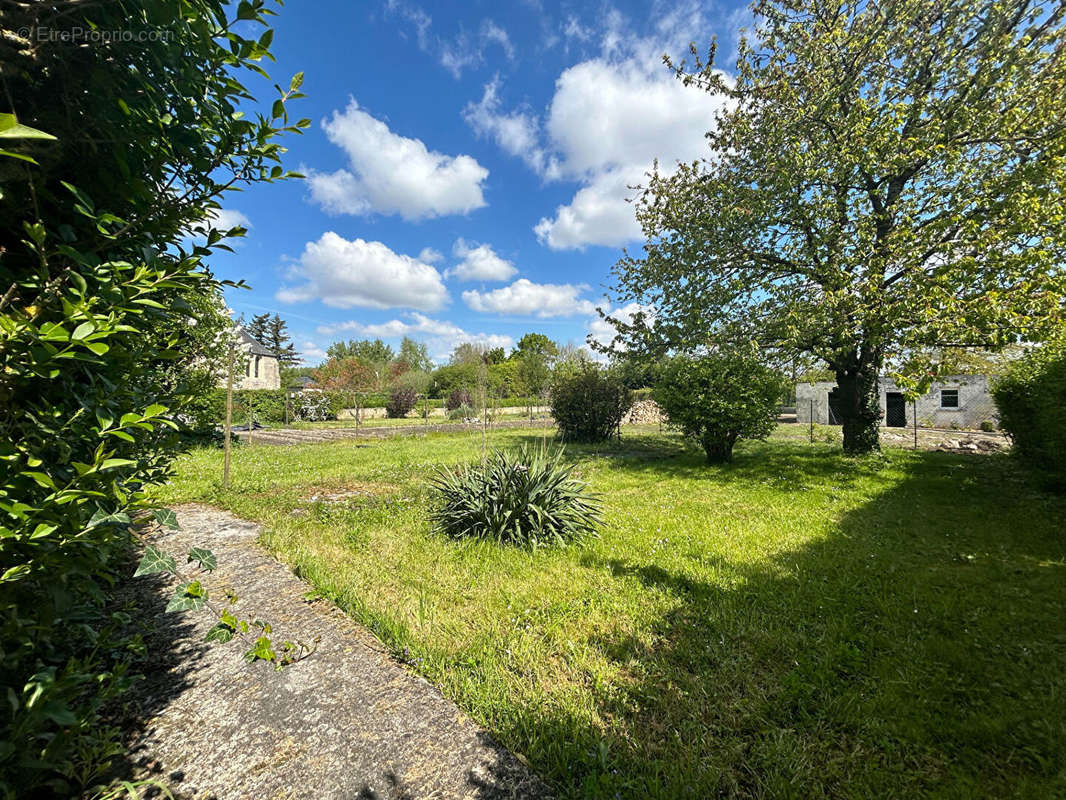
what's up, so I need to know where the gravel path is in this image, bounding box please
[117,504,551,800]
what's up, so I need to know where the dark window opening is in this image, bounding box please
[886,392,907,427]
[254,355,261,378]
[827,389,843,425]
[940,389,959,409]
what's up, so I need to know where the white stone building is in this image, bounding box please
[222,327,280,390]
[795,375,997,430]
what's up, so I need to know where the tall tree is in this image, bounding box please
[247,311,271,344]
[398,335,432,372]
[326,338,394,364]
[608,0,1066,453]
[265,313,299,365]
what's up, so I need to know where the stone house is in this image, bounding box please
[223,327,280,390]
[795,374,998,430]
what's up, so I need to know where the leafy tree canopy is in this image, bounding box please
[326,338,394,364]
[608,0,1066,453]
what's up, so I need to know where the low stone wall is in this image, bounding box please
[337,405,550,421]
[623,399,665,424]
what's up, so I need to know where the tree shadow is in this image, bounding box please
[502,447,1066,798]
[102,568,210,797]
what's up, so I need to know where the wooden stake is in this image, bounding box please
[223,341,234,489]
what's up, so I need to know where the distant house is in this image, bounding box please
[222,327,280,390]
[288,375,315,391]
[796,375,998,429]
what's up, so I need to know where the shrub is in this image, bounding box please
[980,420,997,432]
[0,0,301,790]
[386,386,419,418]
[654,350,786,463]
[448,405,477,420]
[429,446,602,547]
[446,388,473,411]
[551,366,633,442]
[993,340,1066,488]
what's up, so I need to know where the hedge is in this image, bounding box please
[992,341,1066,489]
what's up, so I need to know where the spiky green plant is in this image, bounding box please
[428,446,602,547]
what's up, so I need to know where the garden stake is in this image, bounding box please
[223,341,234,489]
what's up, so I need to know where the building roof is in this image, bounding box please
[238,327,275,358]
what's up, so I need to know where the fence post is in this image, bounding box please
[223,341,234,489]
[247,391,254,447]
[809,398,814,444]
[913,399,918,449]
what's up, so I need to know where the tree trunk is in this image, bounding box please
[702,432,738,463]
[834,364,882,454]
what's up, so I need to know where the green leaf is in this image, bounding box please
[22,472,56,489]
[0,113,56,140]
[71,321,94,340]
[100,458,136,471]
[165,583,207,613]
[152,508,180,529]
[0,148,39,165]
[289,72,304,92]
[144,403,168,417]
[204,623,235,643]
[134,546,177,577]
[187,547,217,572]
[88,509,131,528]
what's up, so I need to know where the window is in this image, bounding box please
[254,355,261,378]
[940,389,959,409]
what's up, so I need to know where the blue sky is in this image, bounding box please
[207,0,750,364]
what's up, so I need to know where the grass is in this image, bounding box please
[276,409,542,429]
[156,426,1066,799]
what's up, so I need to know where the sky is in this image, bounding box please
[205,0,751,365]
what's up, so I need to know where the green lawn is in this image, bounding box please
[156,427,1066,799]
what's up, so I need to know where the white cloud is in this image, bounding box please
[462,278,596,318]
[299,340,328,365]
[587,301,654,351]
[534,167,644,249]
[418,247,444,264]
[462,77,557,177]
[209,208,251,230]
[463,5,730,250]
[317,312,511,362]
[276,231,449,311]
[306,99,488,220]
[446,238,517,282]
[387,3,515,79]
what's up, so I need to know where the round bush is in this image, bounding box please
[448,404,477,420]
[550,366,633,442]
[429,446,602,547]
[386,386,418,418]
[654,350,785,463]
[446,388,473,411]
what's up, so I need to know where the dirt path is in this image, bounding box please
[236,419,551,446]
[117,504,551,800]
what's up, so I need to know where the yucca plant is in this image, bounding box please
[428,445,602,548]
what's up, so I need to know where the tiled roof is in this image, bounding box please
[238,327,275,357]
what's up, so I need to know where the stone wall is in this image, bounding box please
[235,352,280,390]
[795,375,997,430]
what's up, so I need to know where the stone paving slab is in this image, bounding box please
[118,504,552,800]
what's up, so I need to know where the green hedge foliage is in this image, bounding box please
[550,367,633,442]
[993,341,1066,489]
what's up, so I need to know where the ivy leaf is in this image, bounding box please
[204,622,235,644]
[134,545,176,577]
[165,582,206,613]
[152,508,180,529]
[187,547,217,572]
[244,636,276,663]
[88,509,131,529]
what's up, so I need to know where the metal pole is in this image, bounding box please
[809,398,814,443]
[284,390,290,425]
[913,399,918,449]
[247,390,254,447]
[223,342,234,489]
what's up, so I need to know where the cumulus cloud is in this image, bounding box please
[446,238,517,282]
[533,167,644,249]
[276,231,449,311]
[299,340,328,365]
[317,312,511,362]
[306,99,488,220]
[463,5,731,250]
[209,208,251,230]
[462,278,596,318]
[418,247,444,264]
[462,77,558,177]
[587,301,654,351]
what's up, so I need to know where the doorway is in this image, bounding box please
[827,389,843,425]
[885,392,907,427]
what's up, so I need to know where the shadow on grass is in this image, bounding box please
[496,444,1066,798]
